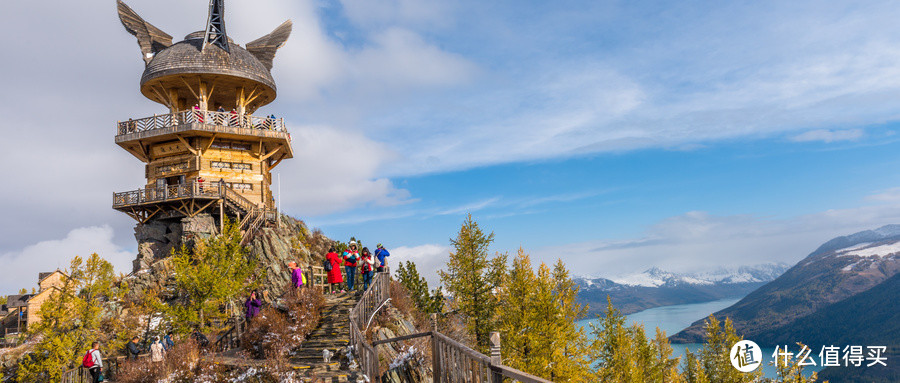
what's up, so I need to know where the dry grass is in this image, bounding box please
[115,340,200,383]
[387,280,431,331]
[242,288,324,359]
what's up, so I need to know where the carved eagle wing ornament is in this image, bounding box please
[117,0,173,65]
[246,20,293,71]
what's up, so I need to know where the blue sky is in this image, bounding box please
[4,0,900,290]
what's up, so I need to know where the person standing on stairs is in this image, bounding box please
[289,262,305,293]
[84,341,103,383]
[360,247,375,290]
[244,290,262,320]
[326,247,344,293]
[375,243,390,273]
[343,241,360,291]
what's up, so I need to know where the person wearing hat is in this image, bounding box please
[342,241,360,291]
[374,243,390,273]
[289,262,304,290]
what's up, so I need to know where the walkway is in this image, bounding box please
[208,291,364,382]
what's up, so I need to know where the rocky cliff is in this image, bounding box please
[372,305,433,383]
[126,214,322,301]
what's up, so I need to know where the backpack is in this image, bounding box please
[323,258,332,272]
[82,351,94,368]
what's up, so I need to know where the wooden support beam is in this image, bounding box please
[202,134,218,154]
[172,201,191,217]
[125,145,150,163]
[268,153,286,169]
[192,199,219,218]
[244,85,261,105]
[175,135,199,155]
[260,145,283,161]
[149,85,173,110]
[141,206,163,224]
[180,77,200,100]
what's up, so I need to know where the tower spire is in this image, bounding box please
[203,0,229,52]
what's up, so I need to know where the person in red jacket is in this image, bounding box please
[326,247,344,293]
[343,241,360,291]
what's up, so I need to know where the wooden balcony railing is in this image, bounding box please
[117,110,287,137]
[113,180,222,208]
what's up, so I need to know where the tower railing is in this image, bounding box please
[117,109,287,136]
[113,180,221,207]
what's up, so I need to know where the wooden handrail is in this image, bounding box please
[117,110,287,136]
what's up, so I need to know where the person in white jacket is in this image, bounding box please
[88,342,103,383]
[150,336,166,364]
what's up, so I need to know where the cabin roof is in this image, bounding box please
[5,294,33,308]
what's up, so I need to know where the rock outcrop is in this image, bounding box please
[372,306,433,383]
[126,214,322,301]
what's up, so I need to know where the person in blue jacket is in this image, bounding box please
[374,243,390,273]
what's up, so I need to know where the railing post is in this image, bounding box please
[432,314,442,383]
[490,331,503,383]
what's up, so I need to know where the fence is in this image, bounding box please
[214,316,247,352]
[348,268,390,379]
[61,356,128,383]
[117,110,287,136]
[349,269,552,383]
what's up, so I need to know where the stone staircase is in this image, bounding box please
[289,291,364,382]
[209,291,365,382]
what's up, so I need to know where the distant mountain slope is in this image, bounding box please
[793,273,900,383]
[576,264,789,317]
[671,225,900,343]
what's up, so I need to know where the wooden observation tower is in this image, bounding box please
[113,0,293,234]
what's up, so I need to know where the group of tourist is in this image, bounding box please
[190,104,280,130]
[325,241,390,293]
[80,333,176,383]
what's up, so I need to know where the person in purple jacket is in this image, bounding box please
[289,261,304,290]
[244,290,262,320]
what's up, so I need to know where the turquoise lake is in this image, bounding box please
[575,298,824,379]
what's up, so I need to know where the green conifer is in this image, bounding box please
[438,213,507,352]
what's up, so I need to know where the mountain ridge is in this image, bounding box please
[575,263,790,317]
[671,225,900,344]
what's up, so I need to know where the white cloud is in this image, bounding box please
[533,203,900,278]
[276,124,412,215]
[866,187,900,202]
[388,244,450,287]
[790,129,864,143]
[0,226,134,294]
[339,0,455,29]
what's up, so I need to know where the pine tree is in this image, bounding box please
[495,249,537,371]
[162,219,261,331]
[495,250,593,382]
[16,253,120,383]
[688,315,761,383]
[590,297,684,382]
[396,260,444,314]
[438,214,507,352]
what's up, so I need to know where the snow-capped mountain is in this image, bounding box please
[577,263,790,289]
[575,263,791,316]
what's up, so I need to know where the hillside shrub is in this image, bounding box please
[241,287,324,359]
